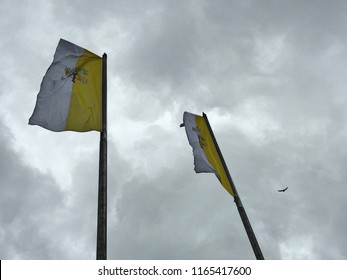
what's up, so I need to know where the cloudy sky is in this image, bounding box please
[1,0,347,260]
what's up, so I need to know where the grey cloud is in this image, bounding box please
[2,0,347,260]
[0,119,66,259]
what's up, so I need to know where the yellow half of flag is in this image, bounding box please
[183,112,234,196]
[29,39,102,132]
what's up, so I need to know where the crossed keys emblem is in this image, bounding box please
[192,126,207,149]
[63,66,88,84]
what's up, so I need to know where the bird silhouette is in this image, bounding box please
[277,187,288,192]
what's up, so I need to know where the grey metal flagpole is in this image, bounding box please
[96,53,107,260]
[203,113,264,260]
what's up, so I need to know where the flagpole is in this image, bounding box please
[203,113,264,260]
[96,53,107,260]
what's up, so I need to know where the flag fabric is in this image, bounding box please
[182,111,234,196]
[29,39,102,132]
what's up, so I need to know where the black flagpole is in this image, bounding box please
[203,113,264,260]
[97,53,107,260]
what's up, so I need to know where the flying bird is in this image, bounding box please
[277,187,288,192]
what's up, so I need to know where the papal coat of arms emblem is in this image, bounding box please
[62,66,88,84]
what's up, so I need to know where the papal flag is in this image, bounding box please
[29,39,102,132]
[182,111,234,196]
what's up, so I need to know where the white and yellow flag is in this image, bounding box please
[182,111,234,196]
[29,39,102,132]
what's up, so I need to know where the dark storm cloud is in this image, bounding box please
[109,166,255,260]
[114,0,347,116]
[218,111,347,259]
[0,118,66,259]
[0,116,133,259]
[2,0,347,260]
